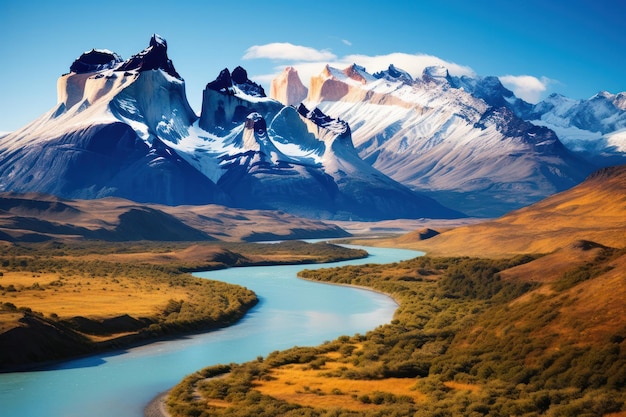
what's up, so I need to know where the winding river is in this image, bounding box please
[0,245,423,417]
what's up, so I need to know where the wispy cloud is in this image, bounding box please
[499,75,553,103]
[341,39,352,46]
[243,43,336,61]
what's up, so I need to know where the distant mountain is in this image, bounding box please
[519,92,626,166]
[0,192,350,242]
[272,64,596,217]
[0,35,463,221]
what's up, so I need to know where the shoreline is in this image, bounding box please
[144,391,171,417]
[298,275,402,306]
[1,251,368,373]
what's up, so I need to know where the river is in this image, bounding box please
[0,244,423,417]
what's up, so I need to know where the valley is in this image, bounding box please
[0,22,624,417]
[0,240,367,370]
[166,246,625,417]
[161,163,626,416]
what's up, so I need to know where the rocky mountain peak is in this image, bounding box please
[422,65,450,83]
[206,66,266,98]
[297,104,349,135]
[270,66,308,106]
[117,34,182,80]
[342,64,373,84]
[373,64,414,84]
[69,49,123,74]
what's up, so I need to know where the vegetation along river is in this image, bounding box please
[0,244,423,417]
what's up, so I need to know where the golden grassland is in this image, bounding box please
[0,270,189,321]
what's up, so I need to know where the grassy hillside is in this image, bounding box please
[166,244,625,416]
[384,166,626,257]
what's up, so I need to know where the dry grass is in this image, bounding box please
[63,244,229,267]
[253,352,425,411]
[0,270,188,320]
[539,252,626,346]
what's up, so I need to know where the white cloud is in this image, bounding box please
[499,75,553,103]
[342,39,352,46]
[243,43,336,61]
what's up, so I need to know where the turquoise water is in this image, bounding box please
[0,245,423,417]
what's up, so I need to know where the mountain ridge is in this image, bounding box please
[272,64,597,217]
[0,35,462,221]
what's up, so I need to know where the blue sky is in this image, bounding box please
[1,0,625,131]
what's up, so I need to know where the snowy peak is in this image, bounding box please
[342,64,376,84]
[297,104,349,136]
[200,67,280,133]
[117,34,181,80]
[297,61,593,216]
[0,36,468,221]
[70,49,123,73]
[373,64,414,84]
[206,66,266,98]
[422,65,451,83]
[241,112,270,152]
[270,66,308,106]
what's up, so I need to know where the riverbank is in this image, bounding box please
[144,391,171,417]
[145,275,406,417]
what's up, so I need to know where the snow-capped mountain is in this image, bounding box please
[195,67,462,220]
[272,64,594,216]
[0,35,226,206]
[0,35,462,221]
[519,92,626,166]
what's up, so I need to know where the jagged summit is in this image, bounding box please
[270,66,308,106]
[206,66,266,98]
[297,104,349,135]
[117,34,181,79]
[373,64,414,84]
[295,61,594,216]
[67,34,182,80]
[0,36,468,221]
[342,64,376,84]
[70,49,123,73]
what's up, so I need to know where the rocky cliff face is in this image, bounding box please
[270,66,308,106]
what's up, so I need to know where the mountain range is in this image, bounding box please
[0,35,461,222]
[271,64,625,216]
[1,34,625,222]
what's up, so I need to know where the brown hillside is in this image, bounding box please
[397,165,626,257]
[0,192,348,242]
